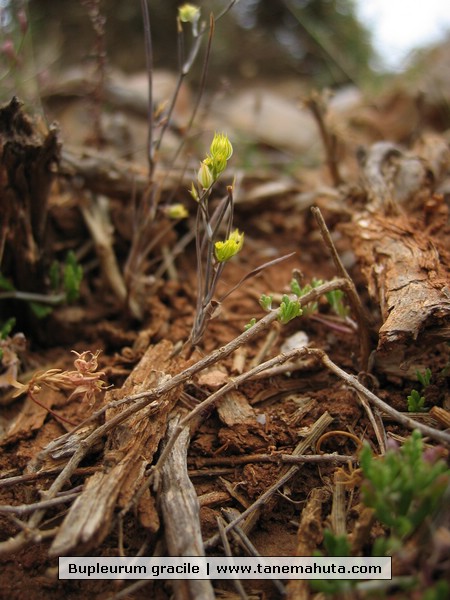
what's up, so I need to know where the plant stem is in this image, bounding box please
[140,0,154,176]
[311,206,371,370]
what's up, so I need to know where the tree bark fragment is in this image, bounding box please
[160,415,215,600]
[344,140,450,375]
[49,340,185,556]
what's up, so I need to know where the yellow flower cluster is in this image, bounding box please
[197,132,233,190]
[214,229,244,263]
[166,203,189,219]
[178,4,200,24]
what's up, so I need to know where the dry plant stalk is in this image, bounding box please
[305,91,343,186]
[286,487,330,600]
[311,206,371,369]
[124,4,218,319]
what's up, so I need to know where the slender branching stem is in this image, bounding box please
[311,206,371,370]
[140,0,154,176]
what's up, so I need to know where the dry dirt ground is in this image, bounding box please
[1,57,450,600]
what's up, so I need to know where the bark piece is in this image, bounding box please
[351,212,450,373]
[345,140,450,375]
[359,141,430,212]
[50,340,184,556]
[216,390,256,427]
[160,416,215,600]
[1,389,64,445]
[0,97,60,289]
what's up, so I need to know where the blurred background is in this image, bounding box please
[6,0,374,87]
[1,1,449,158]
[1,0,450,97]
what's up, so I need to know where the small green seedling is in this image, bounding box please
[361,431,449,547]
[325,288,349,318]
[321,528,351,557]
[407,368,432,412]
[290,277,323,315]
[312,530,353,594]
[244,318,256,331]
[278,294,302,324]
[259,292,302,324]
[259,294,273,311]
[407,389,426,412]
[289,277,349,318]
[62,251,83,303]
[50,251,83,303]
[416,367,432,388]
[0,317,16,340]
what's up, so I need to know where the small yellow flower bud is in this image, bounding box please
[214,229,244,263]
[178,3,200,24]
[166,203,189,219]
[189,182,199,201]
[210,132,233,161]
[198,161,214,190]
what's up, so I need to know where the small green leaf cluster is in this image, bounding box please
[407,388,426,412]
[278,294,302,324]
[313,432,449,596]
[322,529,351,557]
[290,277,323,315]
[312,530,352,594]
[416,367,432,388]
[361,431,449,547]
[244,317,256,331]
[290,277,349,318]
[0,317,16,340]
[259,294,273,311]
[407,368,432,412]
[259,291,302,324]
[50,251,83,303]
[325,289,349,318]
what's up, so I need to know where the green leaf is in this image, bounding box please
[259,294,273,311]
[0,272,15,292]
[325,289,349,318]
[360,431,450,540]
[323,529,351,557]
[290,278,302,297]
[416,367,432,388]
[407,389,426,412]
[0,317,16,339]
[29,302,54,319]
[63,251,83,303]
[277,295,302,324]
[244,318,256,331]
